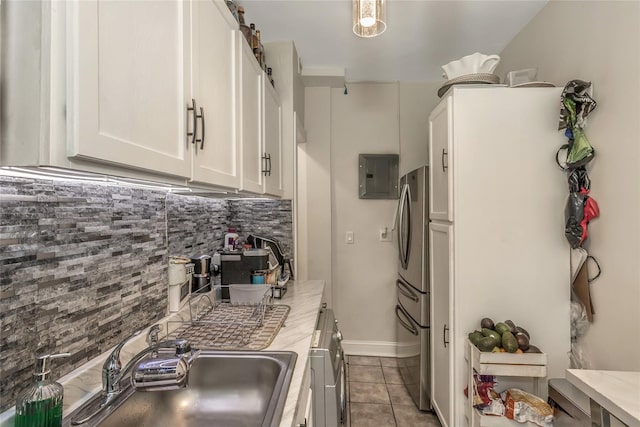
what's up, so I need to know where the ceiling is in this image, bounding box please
[240,0,548,82]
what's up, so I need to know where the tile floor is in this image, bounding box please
[345,355,442,427]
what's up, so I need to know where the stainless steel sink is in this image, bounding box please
[64,350,297,427]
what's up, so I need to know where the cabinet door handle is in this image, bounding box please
[441,149,448,172]
[267,153,272,176]
[443,323,449,348]
[187,99,197,146]
[195,107,204,150]
[262,153,272,176]
[199,107,205,150]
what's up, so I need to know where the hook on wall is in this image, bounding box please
[343,84,348,95]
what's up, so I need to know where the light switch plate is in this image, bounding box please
[345,231,354,244]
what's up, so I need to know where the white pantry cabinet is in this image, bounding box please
[428,87,571,427]
[428,95,453,222]
[430,222,453,427]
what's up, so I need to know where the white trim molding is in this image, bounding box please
[342,340,419,358]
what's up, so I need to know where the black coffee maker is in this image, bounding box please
[220,249,269,282]
[247,234,294,278]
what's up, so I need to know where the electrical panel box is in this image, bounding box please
[358,154,399,199]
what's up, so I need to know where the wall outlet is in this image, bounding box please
[345,231,354,244]
[379,227,392,242]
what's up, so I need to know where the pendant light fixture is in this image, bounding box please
[353,0,386,38]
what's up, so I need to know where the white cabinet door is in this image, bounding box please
[430,222,453,427]
[71,0,190,178]
[263,78,283,196]
[239,38,263,193]
[189,0,240,189]
[428,96,453,222]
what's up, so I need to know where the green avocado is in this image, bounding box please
[477,336,498,352]
[502,331,518,353]
[468,331,484,346]
[481,328,502,347]
[494,322,511,336]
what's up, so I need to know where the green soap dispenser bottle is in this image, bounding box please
[15,353,70,427]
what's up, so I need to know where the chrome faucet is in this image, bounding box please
[71,325,199,425]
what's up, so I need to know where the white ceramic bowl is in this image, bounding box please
[442,52,501,80]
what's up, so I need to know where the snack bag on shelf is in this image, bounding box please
[504,388,554,427]
[482,397,505,416]
[463,372,497,408]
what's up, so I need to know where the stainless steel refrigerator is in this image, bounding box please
[395,165,431,411]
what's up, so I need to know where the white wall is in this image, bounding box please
[299,82,441,354]
[496,0,640,371]
[298,87,333,303]
[399,82,442,175]
[330,83,400,353]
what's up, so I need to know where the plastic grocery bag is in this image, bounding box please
[558,80,597,131]
[565,190,599,248]
[568,167,590,193]
[557,80,597,170]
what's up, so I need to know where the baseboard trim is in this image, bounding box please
[342,340,419,358]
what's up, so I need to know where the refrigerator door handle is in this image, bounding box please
[395,304,419,336]
[397,183,407,266]
[396,278,419,303]
[397,183,412,269]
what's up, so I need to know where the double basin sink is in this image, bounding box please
[64,350,297,427]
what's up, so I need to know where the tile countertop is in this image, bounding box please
[0,279,325,427]
[566,369,640,427]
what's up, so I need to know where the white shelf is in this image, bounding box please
[467,408,540,427]
[466,339,547,377]
[466,339,549,427]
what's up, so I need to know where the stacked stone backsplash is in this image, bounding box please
[166,194,227,256]
[0,177,293,413]
[227,199,293,258]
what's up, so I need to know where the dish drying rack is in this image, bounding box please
[166,285,279,350]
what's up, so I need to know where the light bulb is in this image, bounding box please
[360,17,375,27]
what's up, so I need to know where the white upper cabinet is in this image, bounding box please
[70,0,190,178]
[428,96,453,222]
[239,37,264,194]
[263,78,283,196]
[189,0,240,189]
[263,41,305,199]
[3,0,287,196]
